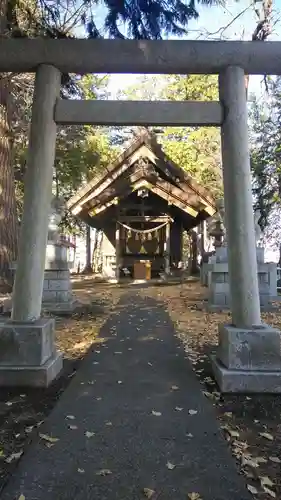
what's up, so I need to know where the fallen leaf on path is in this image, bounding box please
[259,432,274,441]
[175,407,183,411]
[221,425,239,438]
[223,412,233,418]
[114,352,122,354]
[242,456,260,468]
[171,385,179,390]
[247,485,258,495]
[152,410,162,416]
[188,409,198,416]
[96,469,112,476]
[105,421,112,426]
[5,401,13,406]
[263,486,276,498]
[66,415,75,420]
[186,433,193,438]
[202,391,212,398]
[260,476,274,488]
[5,450,23,463]
[39,433,59,444]
[45,442,55,449]
[148,362,153,366]
[269,456,281,463]
[187,493,202,500]
[78,468,85,474]
[143,488,155,498]
[85,431,95,438]
[69,425,78,430]
[117,380,123,384]
[18,495,25,500]
[166,461,176,470]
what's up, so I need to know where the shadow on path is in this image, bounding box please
[1,293,250,500]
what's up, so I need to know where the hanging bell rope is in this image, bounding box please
[117,220,169,234]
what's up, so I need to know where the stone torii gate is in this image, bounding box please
[0,39,280,391]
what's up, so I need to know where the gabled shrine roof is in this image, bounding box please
[67,128,217,229]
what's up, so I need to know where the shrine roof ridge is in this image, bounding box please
[67,129,216,215]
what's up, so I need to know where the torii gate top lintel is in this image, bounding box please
[0,38,280,75]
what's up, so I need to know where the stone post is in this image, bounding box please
[12,65,61,321]
[115,224,120,281]
[219,66,261,329]
[42,196,75,314]
[211,66,281,393]
[0,65,63,387]
[164,222,170,274]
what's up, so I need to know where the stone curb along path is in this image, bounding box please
[1,293,251,500]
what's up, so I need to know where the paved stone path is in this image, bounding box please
[2,294,251,499]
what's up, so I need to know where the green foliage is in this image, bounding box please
[160,126,222,196]
[163,74,219,101]
[159,74,222,197]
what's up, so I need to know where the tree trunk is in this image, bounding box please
[0,3,18,291]
[190,230,199,275]
[82,225,93,273]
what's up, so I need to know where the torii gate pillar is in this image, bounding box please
[212,66,281,392]
[0,65,62,387]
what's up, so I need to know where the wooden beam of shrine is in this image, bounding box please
[1,39,281,75]
[118,216,172,222]
[144,183,198,218]
[89,197,119,216]
[156,178,216,217]
[144,148,217,213]
[70,145,150,215]
[55,100,223,127]
[87,172,200,219]
[88,178,199,219]
[129,180,198,217]
[78,163,214,218]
